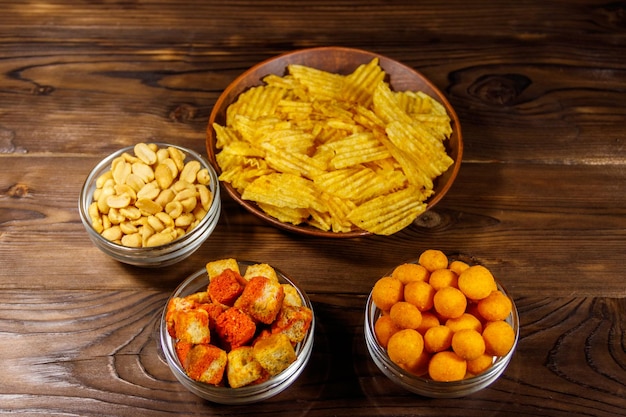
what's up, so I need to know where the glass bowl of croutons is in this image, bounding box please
[159,258,315,404]
[364,250,519,398]
[78,142,221,267]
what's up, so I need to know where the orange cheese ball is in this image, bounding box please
[477,290,512,321]
[483,320,516,356]
[424,325,453,353]
[451,329,486,361]
[458,265,497,301]
[392,263,429,284]
[428,268,458,290]
[371,276,403,312]
[418,249,448,272]
[401,350,432,376]
[389,301,422,330]
[449,260,470,275]
[428,351,467,382]
[445,312,483,333]
[374,315,401,348]
[404,280,435,312]
[433,287,467,319]
[466,353,494,375]
[416,311,440,334]
[387,329,424,370]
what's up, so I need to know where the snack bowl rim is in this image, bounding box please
[206,46,463,238]
[364,258,519,398]
[159,260,315,404]
[78,142,221,267]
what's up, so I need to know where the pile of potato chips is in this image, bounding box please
[213,58,454,235]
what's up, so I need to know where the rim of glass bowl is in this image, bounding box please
[159,261,315,404]
[364,261,519,398]
[78,143,221,266]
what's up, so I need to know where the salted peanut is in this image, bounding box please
[154,188,176,207]
[96,171,113,189]
[172,179,194,193]
[119,206,142,220]
[197,168,211,185]
[124,173,146,192]
[101,225,123,242]
[147,215,165,232]
[175,212,195,228]
[102,214,112,230]
[131,161,154,183]
[137,181,160,201]
[107,208,124,225]
[119,221,138,235]
[193,207,207,222]
[120,151,139,164]
[146,229,177,247]
[197,184,212,210]
[112,160,131,185]
[114,184,137,201]
[88,202,100,224]
[179,196,197,213]
[180,160,202,184]
[155,163,175,190]
[136,198,162,215]
[121,232,142,247]
[155,212,175,228]
[134,142,158,165]
[174,188,197,202]
[92,217,104,233]
[166,200,184,218]
[106,194,131,209]
[168,146,186,171]
[156,147,170,164]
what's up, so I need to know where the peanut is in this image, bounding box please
[89,143,214,248]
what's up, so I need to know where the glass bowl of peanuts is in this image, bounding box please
[364,250,519,398]
[78,142,221,267]
[158,259,315,404]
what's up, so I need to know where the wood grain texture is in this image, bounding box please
[1,0,625,415]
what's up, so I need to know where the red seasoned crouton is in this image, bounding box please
[271,305,313,345]
[226,346,269,388]
[252,333,296,376]
[175,341,194,366]
[235,276,284,324]
[184,344,227,385]
[215,307,256,350]
[208,269,246,306]
[173,308,211,344]
[197,302,225,331]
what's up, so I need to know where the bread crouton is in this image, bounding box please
[184,344,227,385]
[271,305,313,345]
[215,307,256,350]
[226,346,269,388]
[206,258,240,281]
[165,296,196,337]
[174,308,211,344]
[208,268,246,306]
[281,284,303,307]
[235,276,284,324]
[252,333,296,376]
[243,263,278,282]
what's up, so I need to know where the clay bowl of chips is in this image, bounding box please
[78,142,221,267]
[206,46,462,238]
[159,258,315,404]
[364,250,519,398]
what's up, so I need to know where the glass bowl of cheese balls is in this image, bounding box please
[364,249,519,398]
[159,258,315,404]
[78,142,221,267]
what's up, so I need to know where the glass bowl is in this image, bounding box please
[78,143,221,267]
[159,261,315,404]
[364,259,519,398]
[206,46,463,238]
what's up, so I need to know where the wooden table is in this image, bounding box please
[1,1,624,415]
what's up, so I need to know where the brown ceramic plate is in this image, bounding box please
[206,46,463,238]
